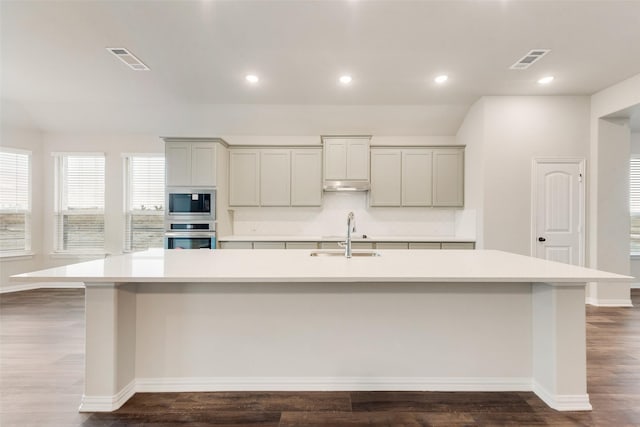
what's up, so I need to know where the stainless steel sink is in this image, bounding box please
[310,250,380,257]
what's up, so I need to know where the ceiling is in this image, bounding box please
[2,0,640,135]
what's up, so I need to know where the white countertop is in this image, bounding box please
[12,249,630,284]
[218,234,476,242]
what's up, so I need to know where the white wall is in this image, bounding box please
[0,126,45,289]
[455,99,485,248]
[456,96,590,257]
[588,72,640,305]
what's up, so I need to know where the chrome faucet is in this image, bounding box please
[345,211,356,258]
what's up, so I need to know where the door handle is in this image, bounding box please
[538,237,546,242]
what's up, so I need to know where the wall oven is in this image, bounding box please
[166,187,216,221]
[165,187,216,249]
[164,221,216,249]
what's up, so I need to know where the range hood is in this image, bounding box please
[323,180,370,192]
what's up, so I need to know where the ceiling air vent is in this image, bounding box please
[106,47,150,71]
[509,49,551,70]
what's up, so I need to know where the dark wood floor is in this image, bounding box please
[1,289,639,427]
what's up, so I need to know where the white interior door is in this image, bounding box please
[533,159,585,266]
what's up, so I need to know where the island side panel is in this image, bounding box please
[81,283,137,412]
[532,282,590,411]
[134,281,532,388]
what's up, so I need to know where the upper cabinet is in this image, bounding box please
[165,140,218,187]
[433,148,464,207]
[370,147,463,207]
[323,137,370,181]
[229,147,322,207]
[229,150,260,206]
[369,149,401,206]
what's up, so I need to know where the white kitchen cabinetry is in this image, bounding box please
[260,150,291,206]
[229,150,260,206]
[433,148,464,207]
[323,137,370,181]
[229,148,322,207]
[370,147,463,207]
[409,242,441,249]
[165,141,217,187]
[220,241,253,249]
[376,242,409,249]
[441,242,474,250]
[402,149,433,206]
[370,150,401,206]
[253,242,286,249]
[291,150,322,206]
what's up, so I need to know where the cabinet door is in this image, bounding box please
[324,139,347,180]
[441,242,474,250]
[291,149,322,206]
[260,150,291,206]
[286,242,319,249]
[433,149,464,207]
[370,149,401,206]
[165,142,191,186]
[402,149,433,206]
[221,241,253,249]
[346,140,370,180]
[253,242,286,249]
[376,242,409,249]
[409,242,441,250]
[229,150,260,206]
[191,143,217,186]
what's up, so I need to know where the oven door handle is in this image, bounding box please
[164,232,216,238]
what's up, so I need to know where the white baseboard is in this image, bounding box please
[0,282,84,294]
[134,376,532,393]
[585,296,633,307]
[79,380,135,412]
[532,381,592,411]
[78,377,592,413]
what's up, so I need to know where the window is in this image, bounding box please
[631,157,640,254]
[0,148,31,254]
[124,155,165,252]
[54,154,105,253]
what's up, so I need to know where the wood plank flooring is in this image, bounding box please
[1,288,639,426]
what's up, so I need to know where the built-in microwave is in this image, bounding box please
[166,187,216,221]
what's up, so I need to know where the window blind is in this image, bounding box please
[124,156,165,252]
[630,158,640,254]
[55,154,105,252]
[0,149,30,253]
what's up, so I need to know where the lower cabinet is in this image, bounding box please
[221,241,474,249]
[376,242,409,249]
[409,242,441,249]
[285,242,319,249]
[441,242,475,249]
[220,241,253,249]
[253,242,286,249]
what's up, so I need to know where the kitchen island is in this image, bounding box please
[13,249,630,412]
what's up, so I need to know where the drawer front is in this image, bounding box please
[220,241,253,249]
[409,242,441,249]
[441,242,475,250]
[286,242,319,249]
[376,242,409,250]
[253,242,286,249]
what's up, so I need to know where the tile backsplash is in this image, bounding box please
[231,192,475,237]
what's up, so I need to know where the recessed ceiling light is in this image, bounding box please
[538,76,554,85]
[434,75,448,84]
[339,75,352,84]
[246,74,259,83]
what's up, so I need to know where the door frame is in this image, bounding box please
[531,157,586,266]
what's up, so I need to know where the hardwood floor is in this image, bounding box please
[1,288,639,426]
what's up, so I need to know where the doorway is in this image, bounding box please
[531,158,585,266]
